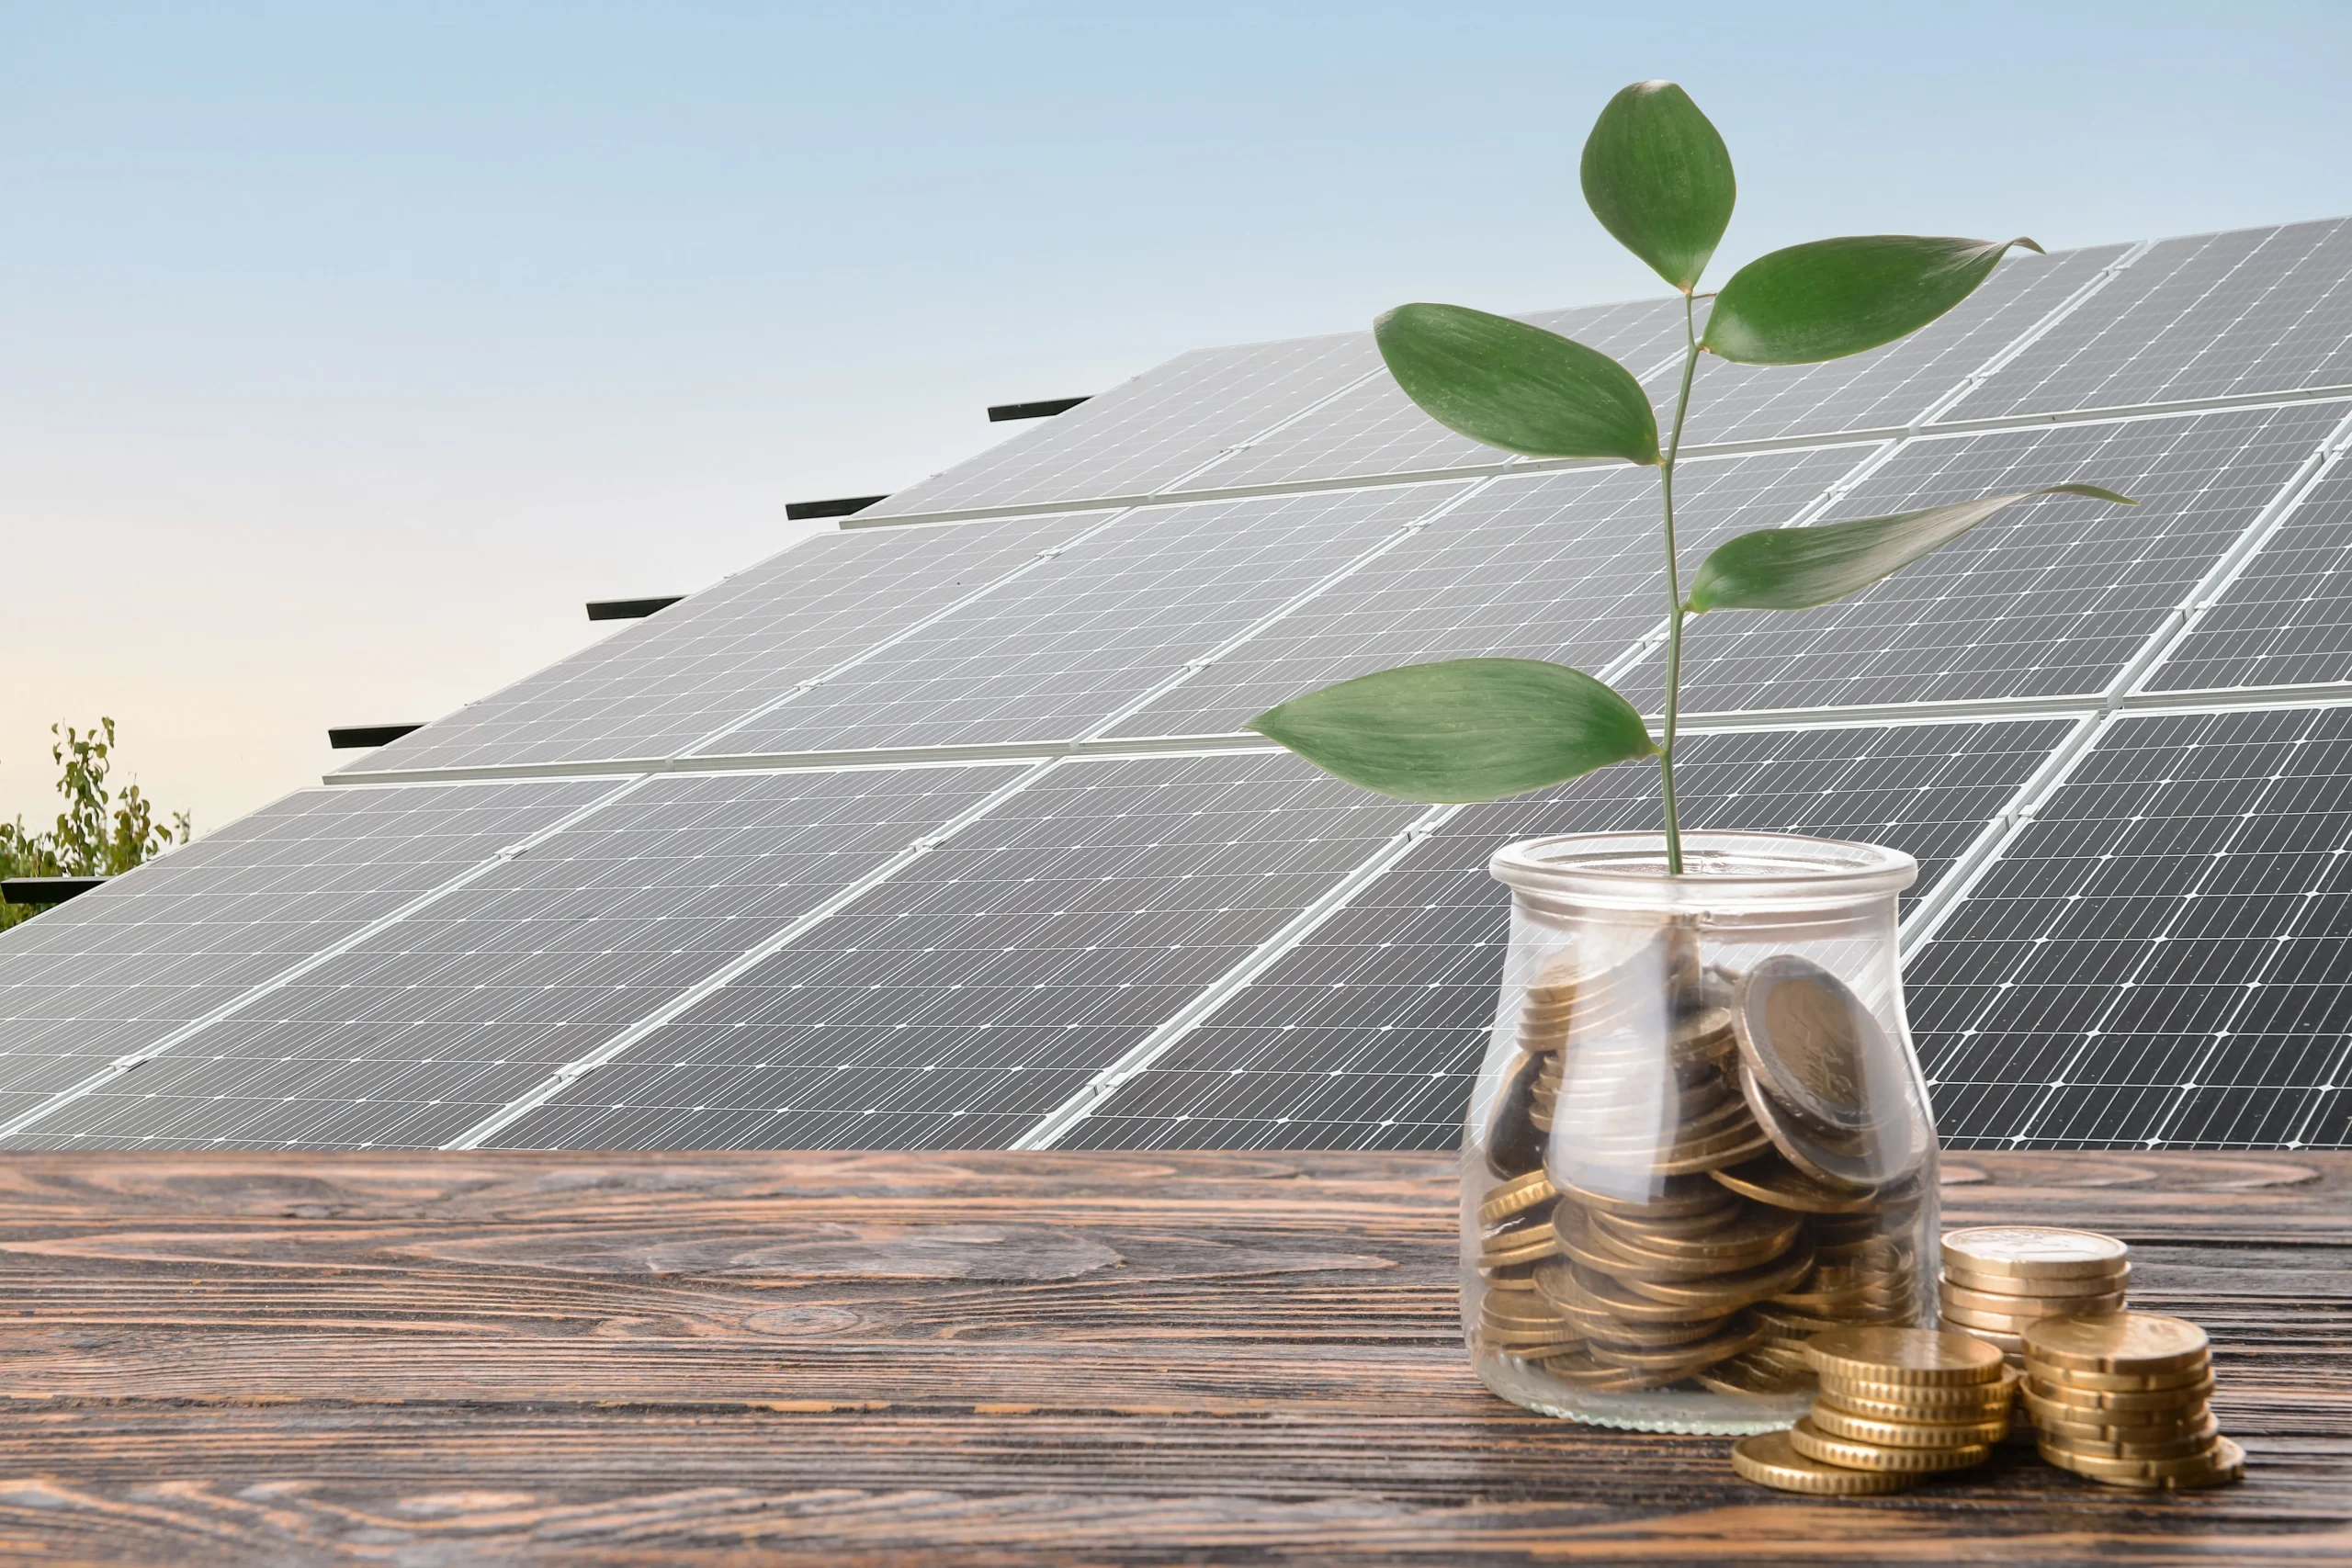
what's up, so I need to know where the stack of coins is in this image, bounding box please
[2023,1314,2245,1489]
[1939,1226,2130,1365]
[1471,932,1933,1398]
[1732,1326,2011,1493]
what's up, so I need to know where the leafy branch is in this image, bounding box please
[1250,80,2133,873]
[0,718,189,930]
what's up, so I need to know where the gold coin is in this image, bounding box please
[1943,1296,2128,1333]
[2025,1402,2214,1444]
[2039,1434,2242,1483]
[1556,1173,1735,1220]
[1940,1226,2129,1281]
[1939,1315,2025,1353]
[2020,1359,2210,1393]
[1571,1308,1736,1349]
[1697,1354,1818,1397]
[1804,1325,2007,1386]
[2022,1312,2208,1376]
[1807,1403,2012,1449]
[1941,1262,2132,1300]
[1595,1201,1802,1264]
[2040,1411,2220,1461]
[1478,1170,1558,1226]
[1731,1429,1921,1495]
[1729,955,1883,1134]
[1535,1346,1674,1390]
[1818,1384,2012,1425]
[1555,1260,1731,1325]
[1942,1280,2128,1321]
[1588,1314,1767,1373]
[1818,1362,2018,1404]
[1617,1242,1817,1312]
[2043,1434,2245,1490]
[2022,1372,2213,1413]
[1737,1059,1917,1189]
[1710,1156,1881,1213]
[1789,1416,1991,1472]
[1561,1210,1791,1281]
[1585,1197,1743,1243]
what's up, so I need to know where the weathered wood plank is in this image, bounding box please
[0,1150,2339,1564]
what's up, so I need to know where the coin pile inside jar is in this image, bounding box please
[1939,1225,2130,1367]
[1731,1326,2012,1494]
[2023,1313,2244,1489]
[1471,932,1930,1395]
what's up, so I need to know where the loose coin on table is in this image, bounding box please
[1731,1429,1921,1495]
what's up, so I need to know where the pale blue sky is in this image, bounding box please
[5,2,2348,830]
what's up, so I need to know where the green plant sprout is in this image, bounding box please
[1250,81,2132,874]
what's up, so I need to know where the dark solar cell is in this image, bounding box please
[344,511,1111,775]
[2148,454,2352,691]
[861,333,1381,519]
[1626,404,2344,715]
[488,751,1428,1149]
[1947,220,2352,419]
[705,485,1466,757]
[1915,706,2352,1150]
[10,766,1023,1149]
[1112,447,1861,739]
[1058,720,2068,1150]
[0,779,619,1105]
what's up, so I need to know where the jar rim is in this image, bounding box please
[1489,829,1917,910]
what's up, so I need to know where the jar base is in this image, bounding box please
[1473,1351,1810,1436]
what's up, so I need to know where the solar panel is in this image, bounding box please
[1053,719,2070,1150]
[1166,298,1693,492]
[2146,447,2352,691]
[9,765,1025,1149]
[1677,243,2132,446]
[861,332,1381,520]
[697,483,1470,758]
[1914,705,2352,1151]
[1111,446,1862,740]
[6,215,2351,1159]
[1947,219,2352,420]
[342,510,1112,776]
[0,779,619,1108]
[1626,403,2346,715]
[484,750,1427,1150]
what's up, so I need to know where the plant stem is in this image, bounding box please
[1657,294,1702,875]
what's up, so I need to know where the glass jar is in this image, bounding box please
[1463,830,1939,1434]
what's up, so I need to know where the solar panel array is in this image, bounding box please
[5,219,2350,1155]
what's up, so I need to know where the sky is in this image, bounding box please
[4,1,2349,837]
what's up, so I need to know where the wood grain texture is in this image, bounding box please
[0,1149,2341,1565]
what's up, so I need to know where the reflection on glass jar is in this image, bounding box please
[1463,831,1940,1435]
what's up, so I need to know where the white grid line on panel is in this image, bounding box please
[0,776,652,1142]
[1009,799,1463,1150]
[1892,401,2352,971]
[442,758,1066,1149]
[840,385,2352,536]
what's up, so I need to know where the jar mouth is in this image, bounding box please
[1490,830,1917,911]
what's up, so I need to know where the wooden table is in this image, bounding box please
[0,1150,2343,1564]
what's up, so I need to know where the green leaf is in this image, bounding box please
[1248,659,1657,804]
[1579,80,1736,294]
[1685,485,2138,614]
[1702,236,2044,365]
[1374,303,1661,465]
